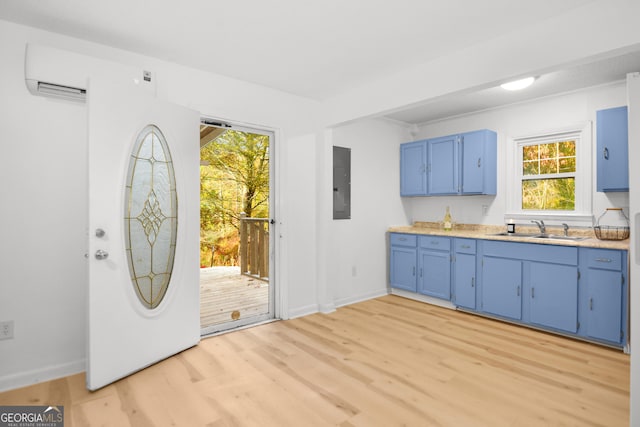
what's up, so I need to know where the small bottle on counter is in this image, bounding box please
[443,206,452,231]
[507,218,516,234]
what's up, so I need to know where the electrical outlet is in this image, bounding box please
[482,205,489,216]
[0,321,14,340]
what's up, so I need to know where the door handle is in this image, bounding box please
[95,250,109,260]
[603,147,609,160]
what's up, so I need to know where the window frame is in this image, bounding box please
[505,123,593,224]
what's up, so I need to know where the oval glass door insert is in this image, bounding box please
[124,125,177,309]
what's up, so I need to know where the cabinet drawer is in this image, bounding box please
[586,249,622,270]
[419,235,451,251]
[483,240,577,265]
[390,233,417,247]
[455,238,476,254]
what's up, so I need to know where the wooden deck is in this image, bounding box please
[200,266,269,328]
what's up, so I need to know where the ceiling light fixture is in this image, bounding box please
[500,76,536,91]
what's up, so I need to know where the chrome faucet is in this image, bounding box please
[562,223,569,237]
[531,220,546,235]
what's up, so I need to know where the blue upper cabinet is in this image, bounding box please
[400,140,428,196]
[460,130,497,195]
[428,135,459,195]
[400,129,496,196]
[596,106,628,192]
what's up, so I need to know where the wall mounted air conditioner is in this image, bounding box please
[25,44,88,102]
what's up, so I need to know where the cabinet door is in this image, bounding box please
[418,249,451,299]
[587,269,623,343]
[529,262,578,333]
[454,253,476,309]
[400,141,427,196]
[428,135,458,195]
[482,257,522,320]
[390,246,417,292]
[597,106,628,192]
[461,130,496,194]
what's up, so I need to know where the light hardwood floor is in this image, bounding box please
[0,295,630,426]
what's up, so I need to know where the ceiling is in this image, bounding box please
[1,0,638,125]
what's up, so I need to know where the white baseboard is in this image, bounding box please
[390,288,456,310]
[287,303,320,319]
[335,288,390,308]
[0,359,85,393]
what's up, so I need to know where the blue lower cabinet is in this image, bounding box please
[582,248,627,345]
[454,253,476,309]
[388,234,628,349]
[390,246,417,292]
[481,257,522,320]
[586,269,623,343]
[390,233,418,292]
[529,262,578,333]
[418,249,451,299]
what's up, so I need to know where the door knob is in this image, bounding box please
[95,250,109,260]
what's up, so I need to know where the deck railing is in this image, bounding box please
[239,214,269,281]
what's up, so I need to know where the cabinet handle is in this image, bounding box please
[589,298,593,310]
[431,241,439,245]
[471,277,475,288]
[477,157,481,168]
[517,286,520,297]
[420,268,423,278]
[399,237,407,241]
[603,147,609,160]
[413,266,416,276]
[595,258,612,263]
[461,244,471,249]
[531,288,535,298]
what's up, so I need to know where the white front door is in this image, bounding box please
[86,78,200,390]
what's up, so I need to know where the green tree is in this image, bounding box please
[199,130,269,266]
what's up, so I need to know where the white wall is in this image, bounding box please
[0,19,322,391]
[319,119,411,308]
[407,83,629,229]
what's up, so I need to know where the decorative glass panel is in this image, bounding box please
[125,125,177,309]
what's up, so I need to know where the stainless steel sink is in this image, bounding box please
[488,232,587,241]
[532,234,587,241]
[488,232,541,237]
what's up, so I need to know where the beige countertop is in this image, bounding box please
[388,222,630,251]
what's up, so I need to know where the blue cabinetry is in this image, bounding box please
[418,236,451,299]
[482,257,522,320]
[388,233,628,348]
[453,239,476,309]
[389,234,417,292]
[529,262,578,333]
[428,135,458,195]
[400,129,496,196]
[596,106,628,192]
[400,141,428,196]
[581,248,627,345]
[460,130,497,195]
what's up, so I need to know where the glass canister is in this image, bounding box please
[594,208,630,240]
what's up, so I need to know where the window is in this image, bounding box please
[507,124,592,223]
[521,140,576,210]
